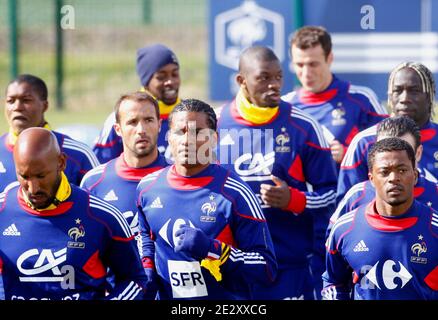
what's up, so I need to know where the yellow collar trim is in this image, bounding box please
[235,89,278,124]
[22,171,71,211]
[8,123,51,146]
[158,98,180,117]
[140,87,180,117]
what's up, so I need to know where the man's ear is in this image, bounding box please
[414,167,419,185]
[236,73,245,87]
[326,51,334,66]
[114,122,122,137]
[42,100,49,113]
[59,153,67,172]
[368,171,374,188]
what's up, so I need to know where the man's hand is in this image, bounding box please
[329,140,345,164]
[260,175,290,208]
[174,225,212,260]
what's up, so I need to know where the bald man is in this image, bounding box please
[217,46,338,299]
[0,128,147,300]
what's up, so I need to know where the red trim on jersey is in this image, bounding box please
[235,211,266,222]
[340,139,376,170]
[94,139,120,148]
[345,126,359,146]
[413,186,424,198]
[142,257,155,269]
[4,134,14,152]
[420,128,436,143]
[306,141,330,151]
[0,256,3,274]
[298,88,338,105]
[83,251,107,279]
[365,201,418,231]
[288,154,305,182]
[352,271,359,284]
[215,224,237,248]
[160,113,169,120]
[115,154,163,181]
[112,235,135,242]
[17,188,73,216]
[229,100,280,126]
[424,266,438,290]
[166,165,214,190]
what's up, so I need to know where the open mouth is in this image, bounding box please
[163,89,177,99]
[12,115,27,122]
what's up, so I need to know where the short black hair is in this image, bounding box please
[168,98,217,131]
[376,116,421,150]
[238,46,279,72]
[114,91,159,123]
[8,74,48,101]
[368,137,416,172]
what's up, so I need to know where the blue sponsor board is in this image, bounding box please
[209,0,438,102]
[208,0,295,101]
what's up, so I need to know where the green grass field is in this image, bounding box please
[1,0,437,136]
[0,0,208,134]
[0,47,208,133]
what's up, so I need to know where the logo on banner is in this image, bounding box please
[214,0,285,94]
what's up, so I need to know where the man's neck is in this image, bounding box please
[123,148,158,168]
[174,163,210,177]
[417,117,430,129]
[311,73,333,94]
[374,197,414,217]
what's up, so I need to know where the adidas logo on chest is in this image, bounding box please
[353,240,369,252]
[104,189,118,201]
[3,223,21,236]
[150,197,163,208]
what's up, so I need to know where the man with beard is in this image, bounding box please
[217,46,338,299]
[0,128,147,300]
[81,92,167,298]
[93,44,180,163]
[323,137,438,300]
[337,62,438,203]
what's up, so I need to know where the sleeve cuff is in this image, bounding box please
[142,257,155,269]
[283,187,306,214]
[206,239,223,260]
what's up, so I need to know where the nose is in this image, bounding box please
[302,65,312,79]
[135,121,147,135]
[398,89,410,103]
[388,171,401,183]
[163,77,173,86]
[268,79,281,91]
[26,179,40,194]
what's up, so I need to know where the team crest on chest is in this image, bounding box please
[200,194,217,222]
[67,218,85,249]
[410,234,427,264]
[275,127,290,153]
[331,105,346,126]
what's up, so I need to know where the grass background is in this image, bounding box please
[0,0,210,134]
[0,0,436,136]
